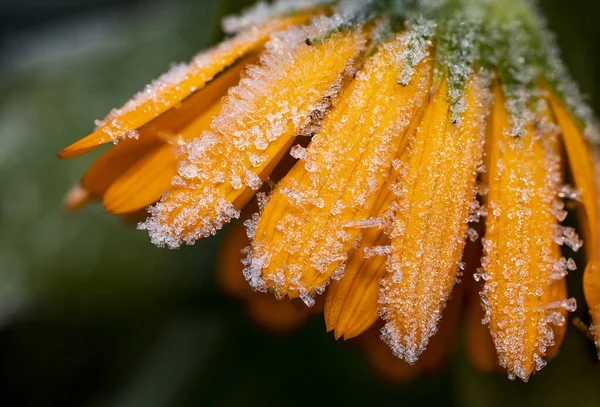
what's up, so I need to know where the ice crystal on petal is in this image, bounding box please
[248,32,433,299]
[300,290,316,307]
[379,77,488,364]
[141,19,365,248]
[551,225,583,252]
[546,298,577,313]
[343,217,385,229]
[363,245,394,259]
[550,200,568,222]
[480,86,568,381]
[466,227,479,242]
[222,0,332,34]
[557,184,581,201]
[398,17,436,86]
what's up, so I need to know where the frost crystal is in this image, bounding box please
[141,18,365,248]
[247,30,431,299]
[557,184,581,201]
[116,0,600,375]
[551,225,583,252]
[222,0,332,34]
[363,245,393,258]
[398,17,436,86]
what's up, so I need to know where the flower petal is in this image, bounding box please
[58,17,306,158]
[324,106,426,340]
[72,54,254,211]
[462,224,503,373]
[324,230,389,340]
[140,22,367,248]
[480,87,565,381]
[80,133,163,198]
[545,277,568,360]
[102,144,178,214]
[550,96,600,357]
[379,78,486,364]
[364,282,463,382]
[102,96,226,214]
[247,34,433,302]
[466,279,502,373]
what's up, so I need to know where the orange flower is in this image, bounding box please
[60,0,600,381]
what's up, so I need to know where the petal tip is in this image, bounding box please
[64,184,93,213]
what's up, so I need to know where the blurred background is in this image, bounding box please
[1,0,600,406]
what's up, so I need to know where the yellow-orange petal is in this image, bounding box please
[248,33,433,303]
[140,22,367,248]
[364,282,463,382]
[466,280,502,373]
[325,230,389,340]
[80,132,163,198]
[73,56,253,211]
[102,144,178,214]
[550,96,600,356]
[324,104,426,340]
[379,77,486,364]
[545,277,568,360]
[101,95,226,214]
[58,17,308,158]
[481,87,567,381]
[461,223,503,373]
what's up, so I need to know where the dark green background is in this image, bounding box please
[0,0,599,405]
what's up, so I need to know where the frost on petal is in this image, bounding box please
[139,21,366,248]
[58,15,310,158]
[246,33,433,300]
[550,95,600,358]
[480,86,568,381]
[378,77,487,364]
[222,0,330,34]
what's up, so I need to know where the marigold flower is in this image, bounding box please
[60,0,600,382]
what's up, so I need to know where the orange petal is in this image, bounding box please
[140,24,367,248]
[364,282,463,382]
[325,103,426,340]
[545,277,568,360]
[481,86,568,381]
[324,230,389,340]
[80,132,163,198]
[550,95,600,357]
[102,144,178,214]
[465,266,503,372]
[466,280,503,373]
[75,55,252,204]
[101,95,230,214]
[461,221,503,373]
[379,77,486,363]
[248,34,433,303]
[58,17,308,158]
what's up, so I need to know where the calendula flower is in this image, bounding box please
[60,0,600,382]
